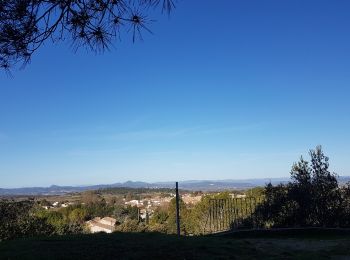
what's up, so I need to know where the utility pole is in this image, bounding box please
[175,182,181,237]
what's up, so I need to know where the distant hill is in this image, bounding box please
[1,176,349,196]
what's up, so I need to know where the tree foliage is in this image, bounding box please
[0,0,176,70]
[69,207,88,223]
[0,200,54,241]
[113,205,139,223]
[256,146,347,228]
[4,146,349,240]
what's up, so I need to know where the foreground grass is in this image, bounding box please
[1,230,350,259]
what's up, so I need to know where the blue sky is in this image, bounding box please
[1,0,350,188]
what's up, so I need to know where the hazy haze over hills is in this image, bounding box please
[1,176,350,196]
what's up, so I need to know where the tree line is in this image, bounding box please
[0,189,248,240]
[1,146,349,241]
[255,146,350,228]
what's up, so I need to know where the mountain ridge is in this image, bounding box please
[1,176,349,195]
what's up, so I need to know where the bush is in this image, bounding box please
[255,146,350,228]
[115,220,146,233]
[0,200,54,241]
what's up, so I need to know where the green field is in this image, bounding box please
[1,230,350,259]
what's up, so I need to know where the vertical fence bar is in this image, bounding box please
[228,199,231,229]
[249,197,253,228]
[240,199,244,225]
[227,199,230,229]
[253,197,257,229]
[231,199,234,228]
[216,199,219,232]
[209,200,212,233]
[234,198,238,228]
[217,199,220,232]
[227,199,230,230]
[218,199,221,231]
[222,199,224,231]
[213,199,216,232]
[220,199,224,231]
[222,199,224,230]
[205,197,265,233]
[225,199,228,230]
[175,182,180,237]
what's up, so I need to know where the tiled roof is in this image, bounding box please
[102,217,117,223]
[87,220,114,231]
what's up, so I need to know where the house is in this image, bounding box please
[230,194,247,199]
[182,194,202,205]
[61,203,69,208]
[86,217,117,233]
[99,217,117,226]
[125,199,141,207]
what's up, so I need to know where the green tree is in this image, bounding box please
[188,195,212,235]
[81,191,101,205]
[0,200,54,241]
[69,208,88,224]
[309,146,342,226]
[166,198,191,235]
[150,207,168,225]
[115,220,146,233]
[256,146,345,228]
[40,199,52,207]
[113,205,139,223]
[340,182,350,227]
[84,201,114,219]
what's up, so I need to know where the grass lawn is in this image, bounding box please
[1,230,350,259]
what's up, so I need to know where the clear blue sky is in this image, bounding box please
[1,0,350,188]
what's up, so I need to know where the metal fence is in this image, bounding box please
[204,197,263,234]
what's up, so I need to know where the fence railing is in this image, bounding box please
[204,197,263,234]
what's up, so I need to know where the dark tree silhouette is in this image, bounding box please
[0,0,176,70]
[256,146,347,228]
